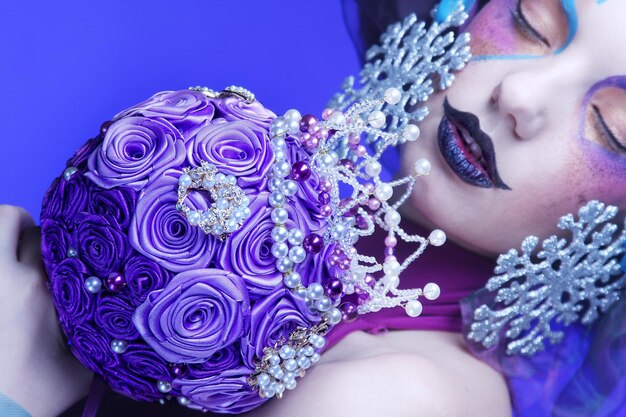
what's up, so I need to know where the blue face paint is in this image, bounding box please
[435,0,477,23]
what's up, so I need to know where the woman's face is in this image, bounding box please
[401,0,626,255]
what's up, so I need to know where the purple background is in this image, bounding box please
[0,1,360,220]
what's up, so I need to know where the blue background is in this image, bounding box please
[0,1,360,220]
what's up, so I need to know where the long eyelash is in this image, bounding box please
[592,105,626,153]
[511,0,551,48]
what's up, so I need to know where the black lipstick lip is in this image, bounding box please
[437,98,511,190]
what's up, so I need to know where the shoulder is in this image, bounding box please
[245,330,511,417]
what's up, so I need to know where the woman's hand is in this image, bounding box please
[0,205,92,417]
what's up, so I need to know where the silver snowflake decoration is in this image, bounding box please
[468,200,626,356]
[328,4,471,152]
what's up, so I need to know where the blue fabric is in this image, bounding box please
[0,392,32,417]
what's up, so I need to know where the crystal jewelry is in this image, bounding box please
[467,200,626,356]
[328,6,471,149]
[246,3,472,399]
[176,160,251,239]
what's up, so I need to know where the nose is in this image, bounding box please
[490,64,561,140]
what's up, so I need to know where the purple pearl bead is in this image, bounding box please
[356,214,369,230]
[340,198,358,217]
[319,179,332,193]
[100,120,113,136]
[368,197,381,212]
[340,302,358,322]
[364,275,376,288]
[290,161,311,182]
[320,205,332,217]
[338,159,355,172]
[105,273,126,292]
[338,258,351,270]
[171,363,189,377]
[303,233,324,254]
[318,192,330,205]
[325,279,344,298]
[300,114,318,132]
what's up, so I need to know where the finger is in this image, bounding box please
[18,226,43,269]
[0,205,36,262]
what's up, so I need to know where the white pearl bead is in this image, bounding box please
[269,354,281,366]
[273,118,286,128]
[297,356,311,369]
[384,209,401,227]
[271,242,289,258]
[276,257,294,273]
[368,110,386,128]
[330,224,347,240]
[269,192,286,208]
[271,137,286,149]
[257,373,270,387]
[428,229,446,246]
[289,246,306,264]
[328,111,346,125]
[179,174,192,187]
[403,124,421,142]
[303,345,315,356]
[284,109,302,122]
[281,180,298,197]
[111,339,127,354]
[177,397,191,406]
[315,296,332,312]
[365,161,382,177]
[288,229,304,245]
[271,208,288,224]
[273,160,291,177]
[307,283,324,300]
[311,352,321,363]
[279,345,296,359]
[287,119,300,134]
[283,272,301,288]
[63,167,78,181]
[405,300,423,317]
[327,307,342,324]
[187,210,201,225]
[383,259,401,276]
[374,183,393,201]
[383,87,402,105]
[271,226,288,242]
[284,358,298,371]
[85,276,102,293]
[413,158,432,176]
[285,380,297,390]
[157,380,172,393]
[424,282,441,300]
[383,274,400,289]
[317,153,335,169]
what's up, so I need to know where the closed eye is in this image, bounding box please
[592,105,626,153]
[511,0,551,48]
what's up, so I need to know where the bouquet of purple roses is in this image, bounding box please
[41,88,340,413]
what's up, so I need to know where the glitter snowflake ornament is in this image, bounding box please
[328,6,471,151]
[468,201,626,356]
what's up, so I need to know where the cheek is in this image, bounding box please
[578,139,626,207]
